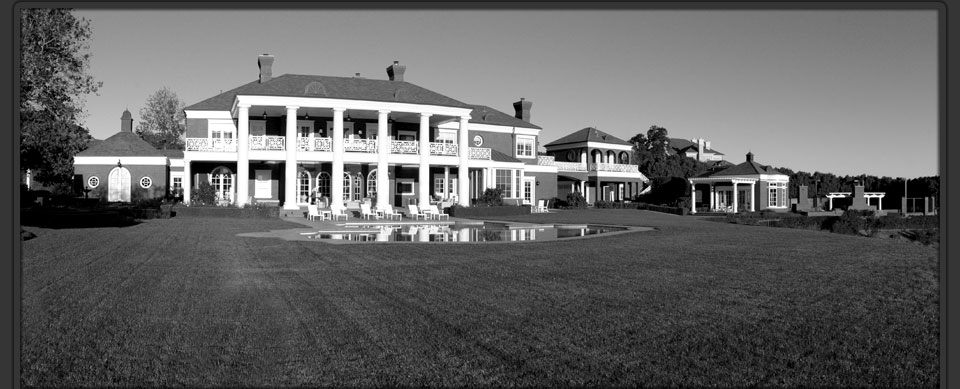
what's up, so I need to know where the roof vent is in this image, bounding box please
[304,82,327,96]
[746,151,754,162]
[393,89,402,99]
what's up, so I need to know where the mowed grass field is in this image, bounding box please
[20,209,939,387]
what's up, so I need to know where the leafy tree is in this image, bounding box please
[136,87,186,150]
[630,125,673,177]
[20,8,101,184]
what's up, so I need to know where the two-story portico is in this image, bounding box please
[542,127,649,203]
[182,55,550,211]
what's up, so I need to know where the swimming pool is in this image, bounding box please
[299,222,634,242]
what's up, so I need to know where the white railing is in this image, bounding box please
[344,138,377,153]
[429,142,458,156]
[555,161,587,171]
[391,140,419,154]
[590,163,640,173]
[249,135,285,151]
[297,137,310,151]
[537,155,555,166]
[469,147,491,160]
[314,137,332,151]
[185,138,238,152]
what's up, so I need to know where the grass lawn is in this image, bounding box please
[20,209,939,387]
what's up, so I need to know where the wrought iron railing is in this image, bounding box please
[429,142,459,156]
[469,147,491,160]
[344,138,377,153]
[391,140,419,154]
[185,138,237,152]
[249,135,285,151]
[314,137,332,151]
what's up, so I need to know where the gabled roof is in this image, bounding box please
[703,158,785,177]
[669,138,724,155]
[543,127,632,147]
[468,105,541,130]
[185,74,475,111]
[76,131,167,157]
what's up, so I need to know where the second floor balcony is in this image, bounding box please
[186,136,491,160]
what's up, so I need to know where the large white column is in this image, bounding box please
[236,104,250,207]
[457,115,470,206]
[283,106,300,210]
[331,108,345,210]
[689,181,697,214]
[709,183,715,210]
[377,110,390,210]
[183,159,191,204]
[750,182,756,212]
[418,113,432,209]
[732,181,739,213]
[443,167,450,199]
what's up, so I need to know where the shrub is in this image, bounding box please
[566,192,586,209]
[831,210,872,236]
[193,181,217,206]
[551,197,568,209]
[478,188,504,206]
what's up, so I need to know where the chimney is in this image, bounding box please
[258,54,274,83]
[696,138,705,160]
[121,109,133,132]
[746,151,754,163]
[354,72,361,78]
[386,60,406,81]
[513,97,532,122]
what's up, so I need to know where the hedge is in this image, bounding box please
[448,205,531,218]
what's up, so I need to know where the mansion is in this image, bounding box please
[75,55,650,210]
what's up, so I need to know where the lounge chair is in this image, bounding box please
[535,199,548,213]
[360,203,380,220]
[331,206,349,221]
[381,206,403,221]
[307,203,321,221]
[428,204,449,220]
[407,204,428,220]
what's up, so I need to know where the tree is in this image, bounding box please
[630,125,673,177]
[20,8,101,185]
[136,87,186,150]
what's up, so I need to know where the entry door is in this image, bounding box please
[108,167,131,202]
[523,178,535,205]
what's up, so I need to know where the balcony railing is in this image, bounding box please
[297,137,310,151]
[314,137,332,151]
[537,155,555,166]
[554,161,587,171]
[589,163,640,173]
[469,147,491,160]
[185,138,238,152]
[429,142,458,156]
[391,140,419,154]
[249,135,285,151]
[344,138,377,153]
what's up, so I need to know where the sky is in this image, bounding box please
[72,7,939,179]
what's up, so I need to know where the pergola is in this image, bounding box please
[825,191,886,210]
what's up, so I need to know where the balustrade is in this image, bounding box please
[589,163,640,173]
[344,138,377,153]
[468,147,491,160]
[390,140,419,154]
[554,161,587,171]
[537,155,556,166]
[429,142,459,156]
[314,137,332,151]
[185,138,237,152]
[249,135,285,151]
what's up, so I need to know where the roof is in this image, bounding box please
[490,149,522,163]
[669,138,724,155]
[468,105,541,130]
[544,127,633,147]
[185,74,475,111]
[162,149,184,159]
[76,131,167,157]
[702,158,786,178]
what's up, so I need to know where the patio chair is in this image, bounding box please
[380,206,403,221]
[307,203,321,221]
[407,204,428,220]
[535,199,548,213]
[428,204,449,220]
[360,203,380,220]
[331,205,349,221]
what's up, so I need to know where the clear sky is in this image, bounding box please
[72,8,938,179]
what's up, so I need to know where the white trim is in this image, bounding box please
[233,95,473,118]
[169,158,184,168]
[521,164,559,173]
[437,121,540,134]
[544,141,634,152]
[139,176,153,189]
[87,176,100,188]
[184,110,233,120]
[515,135,536,159]
[74,156,169,166]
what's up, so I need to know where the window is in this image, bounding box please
[367,170,378,198]
[437,129,457,144]
[87,176,100,188]
[298,171,311,203]
[139,176,152,189]
[516,136,535,158]
[108,167,131,202]
[495,169,513,195]
[172,177,182,190]
[316,172,330,198]
[397,181,414,195]
[343,173,352,201]
[434,177,445,197]
[768,182,787,207]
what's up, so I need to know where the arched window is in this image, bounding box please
[367,169,378,198]
[211,166,234,203]
[343,172,352,202]
[606,150,616,163]
[619,151,630,164]
[297,170,311,203]
[353,173,363,201]
[107,167,131,202]
[316,172,330,198]
[592,150,603,164]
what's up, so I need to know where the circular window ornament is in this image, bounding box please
[87,176,100,188]
[473,135,483,147]
[139,176,152,189]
